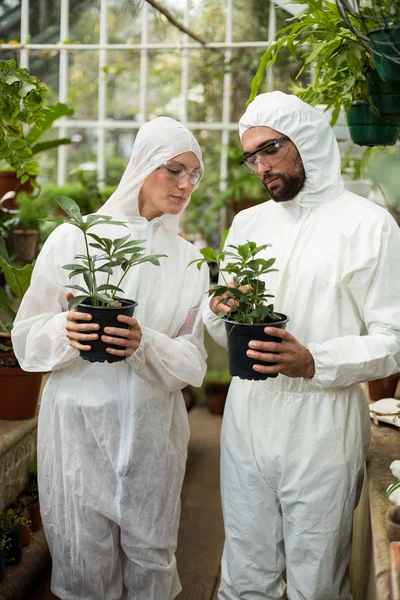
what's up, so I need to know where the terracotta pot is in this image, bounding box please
[368,373,400,401]
[11,229,39,263]
[386,506,400,542]
[28,501,42,532]
[20,524,31,547]
[0,171,34,211]
[206,383,229,415]
[0,362,43,420]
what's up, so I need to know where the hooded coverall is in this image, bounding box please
[203,92,400,600]
[12,117,209,600]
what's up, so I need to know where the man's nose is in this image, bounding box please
[255,160,272,177]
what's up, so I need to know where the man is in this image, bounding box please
[202,92,400,600]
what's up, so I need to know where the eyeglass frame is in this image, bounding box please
[157,160,203,185]
[239,136,290,172]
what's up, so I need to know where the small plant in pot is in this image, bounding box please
[190,230,289,381]
[55,196,167,363]
[0,508,25,566]
[0,535,8,581]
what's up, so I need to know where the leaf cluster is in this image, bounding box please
[0,237,33,337]
[190,229,280,325]
[0,59,73,185]
[55,196,167,310]
[0,507,29,532]
[249,0,375,123]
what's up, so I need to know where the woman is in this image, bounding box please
[11,117,209,600]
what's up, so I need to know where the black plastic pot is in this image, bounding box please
[0,546,4,582]
[365,67,400,117]
[224,313,289,381]
[76,298,138,363]
[367,26,400,83]
[346,101,400,146]
[0,528,22,566]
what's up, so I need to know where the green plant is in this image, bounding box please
[0,507,28,532]
[55,197,167,310]
[190,229,280,325]
[203,369,232,385]
[0,58,73,186]
[249,0,375,124]
[0,237,33,343]
[14,191,51,230]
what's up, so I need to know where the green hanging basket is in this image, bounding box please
[346,101,400,146]
[365,67,400,118]
[367,27,400,83]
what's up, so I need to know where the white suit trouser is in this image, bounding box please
[218,379,370,600]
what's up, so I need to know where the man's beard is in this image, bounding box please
[262,160,306,203]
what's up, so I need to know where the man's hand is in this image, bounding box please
[101,314,142,358]
[246,327,315,379]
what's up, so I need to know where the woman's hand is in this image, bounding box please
[101,315,142,358]
[65,292,100,351]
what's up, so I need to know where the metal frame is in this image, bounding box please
[0,0,300,188]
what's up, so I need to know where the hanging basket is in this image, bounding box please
[346,101,400,146]
[365,68,400,117]
[367,26,400,83]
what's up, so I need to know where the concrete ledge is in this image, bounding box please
[0,418,38,511]
[0,528,50,600]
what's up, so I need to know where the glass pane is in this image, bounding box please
[28,51,60,100]
[105,129,135,188]
[69,0,100,44]
[233,0,269,42]
[147,50,183,120]
[187,49,224,123]
[30,2,60,43]
[67,51,99,119]
[66,127,97,180]
[105,50,141,120]
[108,2,141,44]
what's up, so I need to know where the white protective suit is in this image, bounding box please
[203,92,400,600]
[12,117,209,600]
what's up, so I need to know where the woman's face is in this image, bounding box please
[138,151,201,221]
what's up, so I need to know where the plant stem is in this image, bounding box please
[83,230,98,306]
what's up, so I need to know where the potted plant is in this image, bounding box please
[190,231,289,381]
[249,0,400,146]
[0,535,7,582]
[203,369,232,415]
[18,473,42,533]
[0,58,73,207]
[0,508,24,566]
[367,26,400,83]
[364,66,400,118]
[55,196,167,363]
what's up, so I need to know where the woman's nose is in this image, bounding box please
[177,173,192,189]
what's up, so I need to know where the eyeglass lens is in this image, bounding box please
[162,162,202,184]
[243,139,289,172]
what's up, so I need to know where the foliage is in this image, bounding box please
[0,507,29,532]
[203,369,232,385]
[0,237,34,340]
[55,196,167,309]
[14,191,50,230]
[190,229,280,325]
[368,151,400,218]
[0,59,74,185]
[249,0,375,124]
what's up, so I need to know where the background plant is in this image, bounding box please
[190,229,280,324]
[56,196,167,310]
[0,58,73,186]
[249,0,375,124]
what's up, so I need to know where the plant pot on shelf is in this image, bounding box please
[76,298,138,363]
[368,373,400,402]
[224,313,289,381]
[0,546,4,582]
[11,229,40,263]
[346,101,400,146]
[386,506,400,542]
[0,336,43,420]
[367,26,400,83]
[0,171,34,212]
[0,528,22,566]
[20,524,31,547]
[365,67,400,117]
